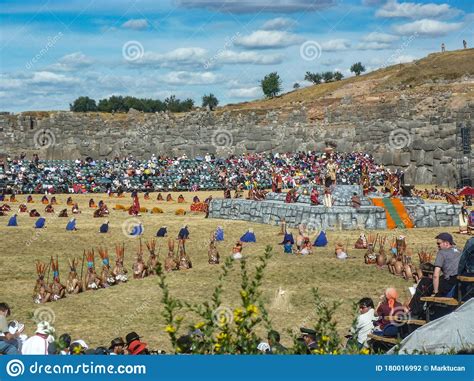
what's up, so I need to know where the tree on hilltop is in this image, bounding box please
[350,62,366,76]
[260,72,282,98]
[69,96,97,112]
[304,72,322,84]
[202,93,219,110]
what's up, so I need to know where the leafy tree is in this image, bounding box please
[322,71,334,83]
[333,71,344,81]
[293,82,300,89]
[69,96,97,112]
[260,72,282,98]
[202,93,219,110]
[304,72,322,84]
[350,62,366,76]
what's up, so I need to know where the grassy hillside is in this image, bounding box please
[220,49,474,113]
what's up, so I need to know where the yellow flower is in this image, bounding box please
[360,348,370,355]
[240,290,248,298]
[214,343,221,351]
[216,332,227,341]
[165,325,176,334]
[176,316,184,323]
[322,336,329,342]
[332,350,339,355]
[246,304,259,317]
[194,322,205,329]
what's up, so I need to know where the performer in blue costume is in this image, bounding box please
[35,217,46,229]
[66,218,77,231]
[7,214,18,227]
[178,225,189,240]
[156,226,167,237]
[280,232,294,245]
[215,226,224,241]
[99,221,109,233]
[313,231,328,247]
[130,223,143,236]
[240,228,256,243]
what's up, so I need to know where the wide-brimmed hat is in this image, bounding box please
[36,321,55,335]
[109,337,125,350]
[125,331,141,346]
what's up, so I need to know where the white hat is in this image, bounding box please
[36,321,55,335]
[257,342,270,352]
[71,339,89,350]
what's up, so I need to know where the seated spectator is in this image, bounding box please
[348,297,376,349]
[22,321,55,355]
[268,330,287,354]
[373,288,403,337]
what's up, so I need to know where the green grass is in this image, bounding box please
[0,191,469,351]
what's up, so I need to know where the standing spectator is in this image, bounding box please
[433,233,461,296]
[463,39,467,49]
[441,43,446,52]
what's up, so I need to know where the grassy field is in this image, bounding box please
[0,191,469,351]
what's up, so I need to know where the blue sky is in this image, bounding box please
[0,0,472,112]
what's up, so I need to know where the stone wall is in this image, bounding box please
[209,187,462,230]
[209,199,388,230]
[0,92,472,186]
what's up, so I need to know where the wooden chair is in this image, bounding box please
[457,275,474,302]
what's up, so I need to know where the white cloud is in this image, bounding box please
[0,74,23,89]
[228,86,261,98]
[376,0,461,20]
[393,19,463,36]
[362,32,399,43]
[30,71,80,85]
[321,39,351,51]
[234,30,303,49]
[48,52,94,72]
[356,41,391,50]
[122,19,149,30]
[139,47,208,67]
[261,17,297,30]
[216,50,283,65]
[162,71,219,85]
